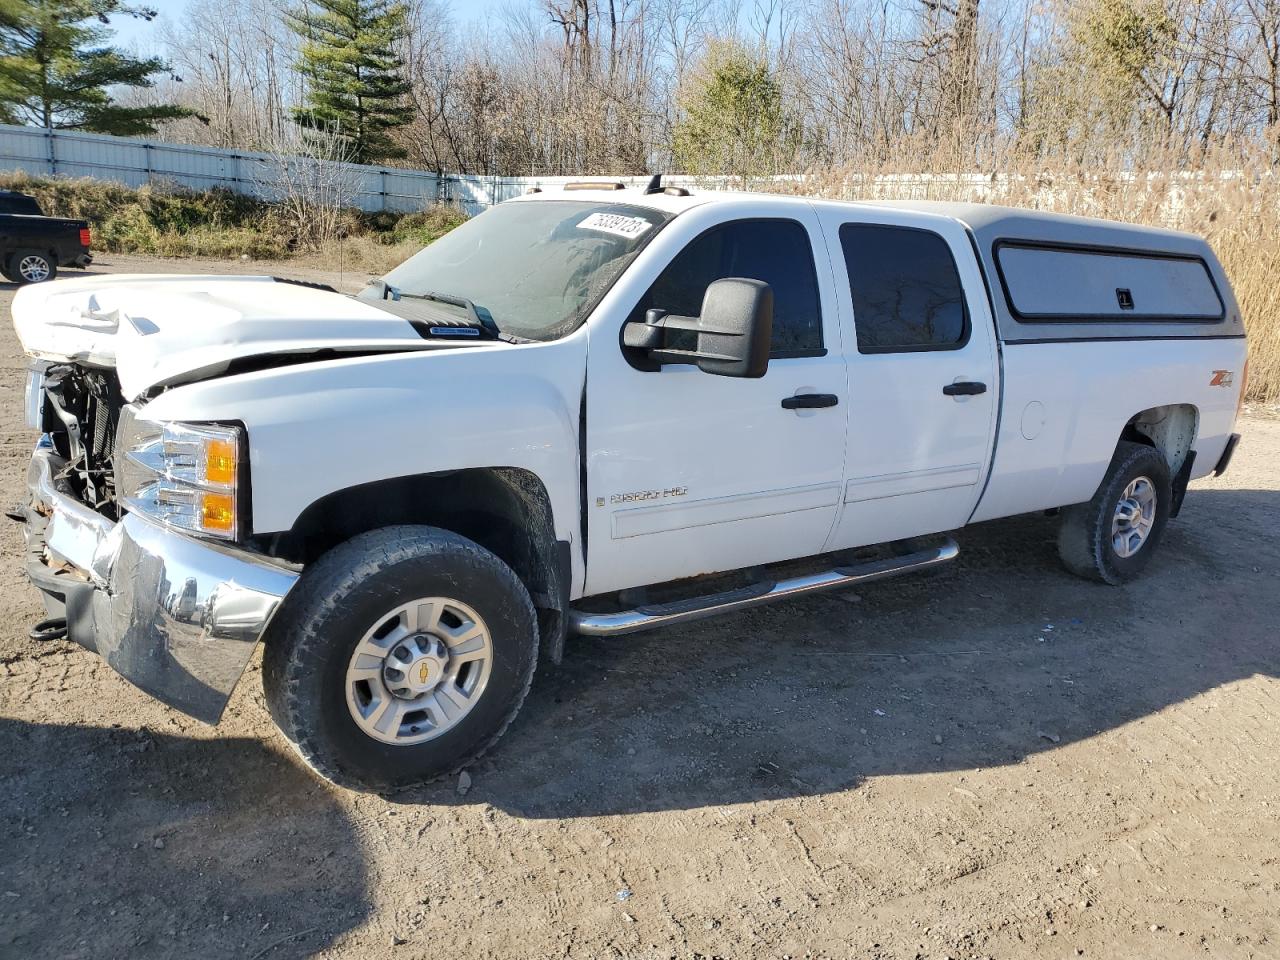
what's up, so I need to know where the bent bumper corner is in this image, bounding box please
[23,437,299,724]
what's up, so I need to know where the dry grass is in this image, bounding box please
[294,236,432,276]
[760,149,1280,405]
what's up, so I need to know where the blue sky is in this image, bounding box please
[101,2,169,53]
[110,0,511,52]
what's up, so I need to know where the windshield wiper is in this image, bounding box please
[416,290,485,325]
[417,291,537,343]
[365,280,534,343]
[373,283,530,343]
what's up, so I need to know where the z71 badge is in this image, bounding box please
[596,487,688,507]
[1210,370,1234,387]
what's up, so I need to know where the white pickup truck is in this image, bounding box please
[13,184,1247,790]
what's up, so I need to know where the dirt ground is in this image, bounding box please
[1,254,1277,960]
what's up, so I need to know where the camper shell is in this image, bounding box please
[865,200,1243,345]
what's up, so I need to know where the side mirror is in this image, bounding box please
[622,278,773,378]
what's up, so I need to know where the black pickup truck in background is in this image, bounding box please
[0,190,91,285]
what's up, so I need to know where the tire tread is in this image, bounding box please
[262,525,538,790]
[1057,441,1171,585]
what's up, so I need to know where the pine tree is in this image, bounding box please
[0,0,192,133]
[287,0,413,164]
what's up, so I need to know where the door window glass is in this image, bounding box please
[631,219,823,357]
[839,224,968,352]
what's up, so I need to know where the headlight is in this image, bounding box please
[116,412,246,540]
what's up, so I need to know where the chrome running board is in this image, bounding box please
[569,537,959,637]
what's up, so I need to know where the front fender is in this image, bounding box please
[142,339,586,570]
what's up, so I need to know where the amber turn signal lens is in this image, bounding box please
[200,491,236,534]
[205,437,238,486]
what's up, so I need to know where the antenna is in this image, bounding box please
[644,174,662,195]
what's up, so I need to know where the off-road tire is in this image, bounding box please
[262,525,538,791]
[4,249,56,284]
[1058,440,1172,585]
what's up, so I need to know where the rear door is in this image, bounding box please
[583,201,850,596]
[816,207,999,550]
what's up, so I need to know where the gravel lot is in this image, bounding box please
[1,254,1277,960]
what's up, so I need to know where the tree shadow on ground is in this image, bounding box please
[390,487,1280,818]
[0,721,369,960]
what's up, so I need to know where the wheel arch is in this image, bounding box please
[1118,403,1199,516]
[1119,403,1199,475]
[265,467,572,661]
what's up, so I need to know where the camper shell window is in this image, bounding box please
[995,241,1225,324]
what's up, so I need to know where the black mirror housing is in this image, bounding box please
[621,278,773,378]
[694,278,772,378]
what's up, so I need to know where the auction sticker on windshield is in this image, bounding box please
[577,212,653,239]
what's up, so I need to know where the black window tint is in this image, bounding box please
[0,194,41,215]
[632,219,823,356]
[996,243,1223,321]
[840,224,967,352]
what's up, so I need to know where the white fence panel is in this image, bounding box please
[0,124,719,215]
[0,124,446,211]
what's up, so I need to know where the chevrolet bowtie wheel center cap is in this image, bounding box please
[383,635,450,698]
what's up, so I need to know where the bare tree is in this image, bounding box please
[133,0,1280,176]
[148,0,294,149]
[252,122,361,250]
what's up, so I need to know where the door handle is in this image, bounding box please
[781,393,839,409]
[942,381,987,396]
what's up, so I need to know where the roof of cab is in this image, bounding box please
[514,182,1241,343]
[507,185,712,216]
[856,198,1208,256]
[513,186,1202,248]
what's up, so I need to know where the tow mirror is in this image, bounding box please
[622,278,773,378]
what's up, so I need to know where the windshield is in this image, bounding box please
[359,200,672,341]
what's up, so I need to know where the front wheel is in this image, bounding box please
[262,526,539,790]
[1057,441,1172,584]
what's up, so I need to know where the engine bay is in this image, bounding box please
[40,363,124,516]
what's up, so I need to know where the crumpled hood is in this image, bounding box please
[12,273,451,400]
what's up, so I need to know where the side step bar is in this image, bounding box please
[569,537,959,637]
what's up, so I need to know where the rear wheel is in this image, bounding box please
[4,249,56,284]
[1058,441,1172,584]
[262,526,539,790]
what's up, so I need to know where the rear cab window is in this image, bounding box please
[0,194,41,216]
[838,224,969,353]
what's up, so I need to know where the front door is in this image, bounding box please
[815,207,1000,550]
[583,203,849,597]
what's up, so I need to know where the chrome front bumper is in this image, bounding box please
[22,436,299,723]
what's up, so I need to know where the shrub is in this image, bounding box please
[385,206,469,246]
